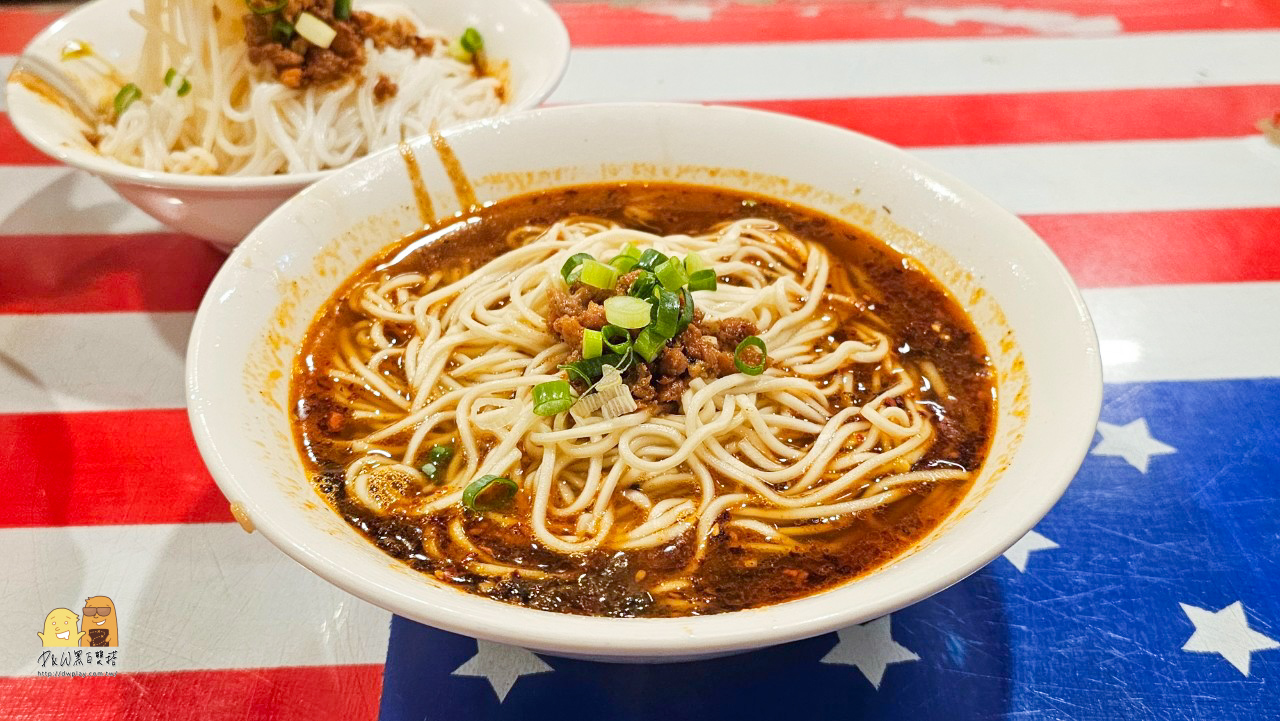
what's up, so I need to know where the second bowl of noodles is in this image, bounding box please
[5,0,570,247]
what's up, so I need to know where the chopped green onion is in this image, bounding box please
[582,329,603,359]
[295,12,337,48]
[560,252,593,285]
[688,269,717,292]
[610,255,639,273]
[651,290,681,339]
[271,19,295,43]
[334,0,352,20]
[461,27,484,54]
[533,380,574,416]
[601,325,631,355]
[462,475,518,511]
[427,444,454,465]
[604,295,653,329]
[684,252,709,275]
[164,68,192,97]
[675,287,695,336]
[113,83,141,117]
[245,0,288,15]
[655,257,690,291]
[734,336,768,376]
[420,462,441,481]
[627,271,658,300]
[634,249,668,272]
[579,259,618,290]
[561,353,626,385]
[614,243,641,260]
[633,327,667,363]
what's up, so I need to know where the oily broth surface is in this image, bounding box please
[292,182,995,617]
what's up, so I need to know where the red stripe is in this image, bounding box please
[3,1,1280,53]
[737,86,1280,147]
[0,410,233,528]
[0,664,382,721]
[1028,207,1280,288]
[558,0,1280,47]
[0,113,50,164]
[0,233,224,314]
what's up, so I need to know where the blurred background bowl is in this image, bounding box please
[4,0,570,249]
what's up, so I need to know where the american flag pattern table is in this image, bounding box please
[1,1,1278,718]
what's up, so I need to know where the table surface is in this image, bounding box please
[3,1,1279,719]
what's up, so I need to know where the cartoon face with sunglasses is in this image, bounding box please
[80,596,119,647]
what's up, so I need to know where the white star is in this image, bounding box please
[1091,418,1175,473]
[820,615,920,688]
[1180,601,1279,676]
[452,639,553,701]
[1002,529,1059,572]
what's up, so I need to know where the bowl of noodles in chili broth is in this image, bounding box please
[4,0,569,248]
[186,103,1102,661]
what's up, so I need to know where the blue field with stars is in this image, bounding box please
[379,379,1280,721]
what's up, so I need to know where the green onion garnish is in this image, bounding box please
[561,353,626,385]
[245,0,288,15]
[560,252,593,285]
[610,255,639,273]
[604,295,652,329]
[633,327,667,363]
[334,0,352,20]
[579,259,618,290]
[651,290,681,339]
[654,257,689,291]
[460,27,484,54]
[734,335,768,376]
[675,287,695,336]
[582,328,603,359]
[627,271,658,300]
[164,68,192,97]
[462,475,518,511]
[427,444,455,465]
[688,268,717,292]
[601,324,631,355]
[684,252,709,274]
[420,445,454,483]
[271,19,295,43]
[634,249,668,273]
[113,83,142,117]
[533,380,574,416]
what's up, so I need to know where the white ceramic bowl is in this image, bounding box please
[4,0,569,249]
[187,103,1102,661]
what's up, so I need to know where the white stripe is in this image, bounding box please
[0,311,190,413]
[2,137,1279,236]
[1084,282,1280,384]
[3,285,1276,414]
[0,165,166,235]
[2,522,390,675]
[550,30,1280,103]
[912,137,1280,214]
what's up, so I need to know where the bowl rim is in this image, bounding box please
[4,0,571,190]
[187,102,1103,657]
